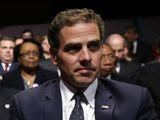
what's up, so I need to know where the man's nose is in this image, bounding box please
[79,48,91,65]
[103,57,111,65]
[115,51,119,58]
[6,48,11,53]
[105,58,112,64]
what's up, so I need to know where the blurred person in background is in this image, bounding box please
[21,29,33,40]
[123,25,152,64]
[0,36,19,75]
[0,36,19,119]
[39,35,57,72]
[15,37,24,46]
[2,39,58,90]
[100,43,117,79]
[41,35,51,59]
[105,33,141,84]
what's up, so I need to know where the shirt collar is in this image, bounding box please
[1,63,11,68]
[60,78,98,109]
[60,80,74,109]
[83,79,98,108]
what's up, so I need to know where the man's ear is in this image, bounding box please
[50,48,58,65]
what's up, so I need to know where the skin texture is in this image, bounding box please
[22,32,33,39]
[0,40,15,63]
[106,34,126,60]
[18,42,40,69]
[100,44,116,76]
[51,23,102,90]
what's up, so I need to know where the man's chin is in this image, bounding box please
[77,76,95,84]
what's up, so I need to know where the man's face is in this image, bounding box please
[112,45,125,60]
[100,45,116,76]
[108,39,125,60]
[124,29,138,42]
[22,32,32,39]
[53,23,102,89]
[0,40,15,63]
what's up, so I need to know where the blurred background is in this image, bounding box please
[0,0,159,43]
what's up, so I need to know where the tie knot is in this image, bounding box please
[73,91,88,104]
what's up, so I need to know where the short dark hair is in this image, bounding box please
[0,35,15,42]
[21,29,33,35]
[14,39,43,62]
[48,8,105,53]
[125,25,140,34]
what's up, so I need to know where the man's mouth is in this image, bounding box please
[75,67,95,72]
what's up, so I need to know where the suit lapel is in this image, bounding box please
[95,79,115,120]
[0,63,3,73]
[119,60,128,76]
[44,80,62,120]
[10,62,19,71]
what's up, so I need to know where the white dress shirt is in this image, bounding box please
[133,41,138,54]
[115,62,120,73]
[60,79,98,120]
[1,63,11,71]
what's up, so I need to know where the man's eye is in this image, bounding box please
[64,44,81,53]
[88,42,100,51]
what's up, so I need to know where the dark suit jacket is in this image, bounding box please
[2,67,58,90]
[0,62,19,75]
[140,62,160,75]
[112,60,141,84]
[0,96,9,120]
[9,78,158,120]
[135,40,152,64]
[0,84,19,120]
[138,63,160,118]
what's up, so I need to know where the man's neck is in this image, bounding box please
[1,60,13,64]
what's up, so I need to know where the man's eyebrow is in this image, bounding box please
[64,42,80,47]
[87,39,101,45]
[90,39,101,42]
[63,42,81,51]
[64,39,101,47]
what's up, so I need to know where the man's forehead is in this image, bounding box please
[111,43,124,49]
[103,45,113,52]
[0,40,15,45]
[64,39,101,46]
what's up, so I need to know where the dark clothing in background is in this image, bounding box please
[0,62,19,75]
[0,84,19,120]
[2,67,58,90]
[137,63,160,118]
[132,40,152,64]
[111,60,141,84]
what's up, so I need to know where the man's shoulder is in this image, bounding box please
[15,79,58,100]
[99,77,146,95]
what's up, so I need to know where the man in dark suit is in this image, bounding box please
[0,36,19,75]
[9,8,158,120]
[106,33,141,84]
[123,25,152,64]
